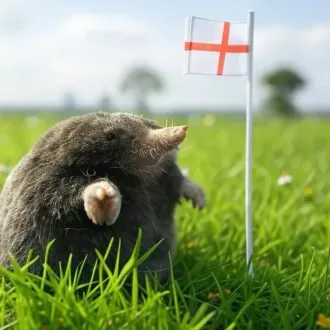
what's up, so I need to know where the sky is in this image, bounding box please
[0,0,330,112]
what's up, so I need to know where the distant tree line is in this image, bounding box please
[63,64,307,117]
[62,66,164,115]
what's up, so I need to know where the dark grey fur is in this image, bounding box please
[0,112,205,284]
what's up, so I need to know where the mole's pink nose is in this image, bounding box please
[175,125,188,142]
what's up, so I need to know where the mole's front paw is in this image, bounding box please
[83,181,121,225]
[181,179,206,210]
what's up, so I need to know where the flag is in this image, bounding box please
[183,11,255,276]
[184,16,250,76]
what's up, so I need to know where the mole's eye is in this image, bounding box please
[106,132,116,141]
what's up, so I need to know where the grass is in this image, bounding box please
[1,112,330,329]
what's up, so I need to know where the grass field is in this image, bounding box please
[1,112,330,329]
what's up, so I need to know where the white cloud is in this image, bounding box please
[0,13,329,111]
[0,0,25,34]
[63,13,148,39]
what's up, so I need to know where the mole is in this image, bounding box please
[0,112,206,285]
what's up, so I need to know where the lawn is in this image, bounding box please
[1,112,330,329]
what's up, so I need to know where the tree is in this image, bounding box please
[63,92,77,111]
[98,93,112,112]
[119,66,164,113]
[261,67,307,117]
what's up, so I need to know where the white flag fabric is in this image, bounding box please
[184,16,249,76]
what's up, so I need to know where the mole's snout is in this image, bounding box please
[148,125,188,148]
[173,125,188,143]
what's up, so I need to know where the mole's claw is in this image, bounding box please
[180,178,206,210]
[83,181,121,225]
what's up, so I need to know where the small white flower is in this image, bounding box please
[277,173,292,186]
[180,167,189,177]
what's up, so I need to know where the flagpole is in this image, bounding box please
[245,10,254,276]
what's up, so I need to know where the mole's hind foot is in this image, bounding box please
[83,181,121,225]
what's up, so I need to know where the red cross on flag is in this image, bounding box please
[183,11,255,276]
[184,17,250,76]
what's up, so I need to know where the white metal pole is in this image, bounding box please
[245,10,255,276]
